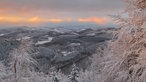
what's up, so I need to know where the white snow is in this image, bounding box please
[36,41,50,45]
[81,29,86,31]
[23,36,31,40]
[70,43,81,46]
[16,36,31,41]
[48,37,53,42]
[0,34,4,36]
[53,28,61,33]
[35,37,53,45]
[87,33,96,36]
[61,51,72,56]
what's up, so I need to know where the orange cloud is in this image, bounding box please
[0,15,65,24]
[27,16,64,23]
[0,15,110,25]
[78,17,109,24]
[0,15,23,24]
[47,19,64,23]
[27,16,40,23]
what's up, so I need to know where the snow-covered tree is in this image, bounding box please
[50,67,59,82]
[9,39,37,82]
[68,64,79,82]
[102,0,146,82]
[0,62,6,81]
[78,70,100,82]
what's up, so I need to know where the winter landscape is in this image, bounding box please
[0,0,146,82]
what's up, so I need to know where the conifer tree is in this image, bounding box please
[50,67,59,82]
[68,64,79,82]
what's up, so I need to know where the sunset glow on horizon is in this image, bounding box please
[0,0,124,26]
[78,17,109,25]
[0,15,110,25]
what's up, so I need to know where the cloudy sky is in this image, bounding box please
[0,0,125,26]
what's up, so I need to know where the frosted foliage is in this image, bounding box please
[10,40,37,79]
[0,39,68,82]
[78,70,101,82]
[49,67,60,82]
[68,64,79,82]
[102,0,146,82]
[0,62,6,81]
[1,0,146,82]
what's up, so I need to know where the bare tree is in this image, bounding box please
[9,39,37,82]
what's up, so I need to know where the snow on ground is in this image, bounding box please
[48,37,53,42]
[61,51,72,56]
[35,37,53,45]
[87,33,96,36]
[0,34,4,36]
[70,43,81,46]
[16,36,31,41]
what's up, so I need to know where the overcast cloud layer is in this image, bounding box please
[0,0,124,11]
[0,0,125,26]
